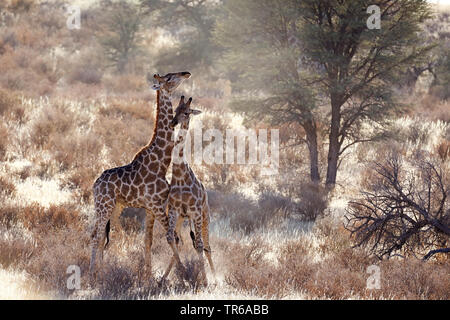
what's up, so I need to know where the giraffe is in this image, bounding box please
[89,71,191,277]
[163,96,215,284]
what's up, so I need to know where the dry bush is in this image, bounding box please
[21,203,80,232]
[174,257,205,293]
[379,259,450,299]
[277,241,316,290]
[296,182,328,221]
[207,191,259,234]
[98,98,153,121]
[257,192,295,221]
[102,74,146,94]
[0,31,17,54]
[23,227,92,297]
[305,261,366,299]
[0,230,35,269]
[97,264,135,299]
[315,216,375,270]
[209,189,319,234]
[0,176,16,198]
[92,113,150,166]
[17,165,31,181]
[0,88,21,120]
[0,205,20,230]
[31,103,74,148]
[67,167,97,203]
[346,149,449,260]
[414,94,450,122]
[68,65,103,85]
[436,139,450,161]
[49,131,103,172]
[225,240,286,298]
[0,124,9,161]
[9,0,34,13]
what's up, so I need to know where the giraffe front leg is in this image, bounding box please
[202,203,215,276]
[154,207,185,277]
[163,208,180,279]
[144,211,155,276]
[193,214,207,287]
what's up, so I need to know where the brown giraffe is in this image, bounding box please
[89,71,191,277]
[163,96,215,283]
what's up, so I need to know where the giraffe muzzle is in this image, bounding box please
[181,72,191,78]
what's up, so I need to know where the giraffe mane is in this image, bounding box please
[132,89,161,162]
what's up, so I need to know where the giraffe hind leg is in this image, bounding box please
[89,215,109,277]
[192,212,207,286]
[202,203,215,275]
[144,210,155,275]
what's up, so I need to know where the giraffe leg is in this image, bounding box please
[89,213,109,279]
[202,203,215,275]
[154,207,185,278]
[193,212,207,286]
[144,210,155,275]
[163,211,183,278]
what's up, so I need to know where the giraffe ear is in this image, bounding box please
[190,109,202,115]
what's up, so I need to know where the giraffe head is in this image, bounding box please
[171,96,201,127]
[149,71,191,93]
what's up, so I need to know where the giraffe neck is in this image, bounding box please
[173,121,190,164]
[154,89,174,171]
[132,89,175,171]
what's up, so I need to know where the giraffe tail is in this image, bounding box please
[189,219,196,247]
[104,220,110,249]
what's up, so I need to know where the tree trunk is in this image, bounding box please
[325,95,342,188]
[304,120,320,183]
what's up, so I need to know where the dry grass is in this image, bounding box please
[0,91,447,300]
[0,90,447,299]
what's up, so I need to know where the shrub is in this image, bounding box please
[379,259,450,299]
[0,176,16,198]
[0,89,19,116]
[346,149,449,260]
[31,103,74,148]
[68,66,103,85]
[0,124,9,160]
[277,241,316,290]
[0,205,20,230]
[0,232,35,269]
[297,182,328,221]
[22,203,80,232]
[98,265,134,299]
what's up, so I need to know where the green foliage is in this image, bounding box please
[214,0,316,123]
[98,1,144,73]
[140,0,223,77]
[214,0,434,185]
